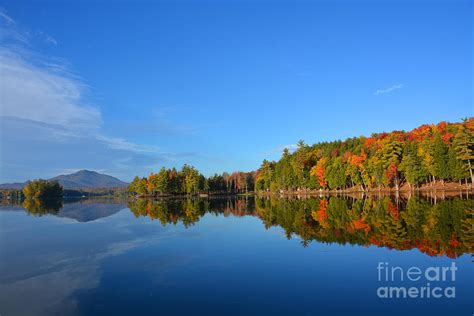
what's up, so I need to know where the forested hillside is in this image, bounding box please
[255,118,473,192]
[129,119,473,196]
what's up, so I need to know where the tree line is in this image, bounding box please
[128,164,256,196]
[129,118,473,196]
[255,118,473,192]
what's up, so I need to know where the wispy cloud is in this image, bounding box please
[0,9,14,25]
[96,135,162,154]
[0,9,57,46]
[36,31,58,45]
[373,83,403,95]
[0,48,101,133]
[0,9,29,44]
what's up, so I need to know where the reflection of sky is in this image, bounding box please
[0,206,472,316]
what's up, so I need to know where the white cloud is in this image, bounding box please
[35,31,58,45]
[373,83,403,95]
[96,135,162,154]
[0,10,15,25]
[0,9,57,46]
[0,48,102,133]
[44,35,57,45]
[0,10,28,44]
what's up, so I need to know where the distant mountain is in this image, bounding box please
[0,170,128,190]
[51,170,129,189]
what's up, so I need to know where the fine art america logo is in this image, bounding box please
[376,262,457,299]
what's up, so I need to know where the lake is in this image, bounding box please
[0,196,472,315]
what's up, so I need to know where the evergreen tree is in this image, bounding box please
[452,122,474,183]
[432,134,450,182]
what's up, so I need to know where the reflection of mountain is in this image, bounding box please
[128,196,473,258]
[1,200,126,222]
[56,202,126,222]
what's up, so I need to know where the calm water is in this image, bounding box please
[0,196,472,316]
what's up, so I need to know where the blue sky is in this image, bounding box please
[0,0,472,182]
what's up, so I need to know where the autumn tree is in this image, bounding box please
[23,179,63,199]
[310,157,327,189]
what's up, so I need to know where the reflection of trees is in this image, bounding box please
[21,179,64,217]
[255,196,472,258]
[129,196,472,258]
[128,197,255,228]
[23,198,63,216]
[128,199,206,228]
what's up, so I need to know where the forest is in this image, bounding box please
[255,118,473,192]
[128,164,255,196]
[128,118,473,196]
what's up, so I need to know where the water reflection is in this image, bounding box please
[7,196,473,257]
[0,196,472,316]
[127,196,473,258]
[127,197,255,227]
[18,198,125,222]
[22,198,63,216]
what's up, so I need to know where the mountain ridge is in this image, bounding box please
[0,170,129,190]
